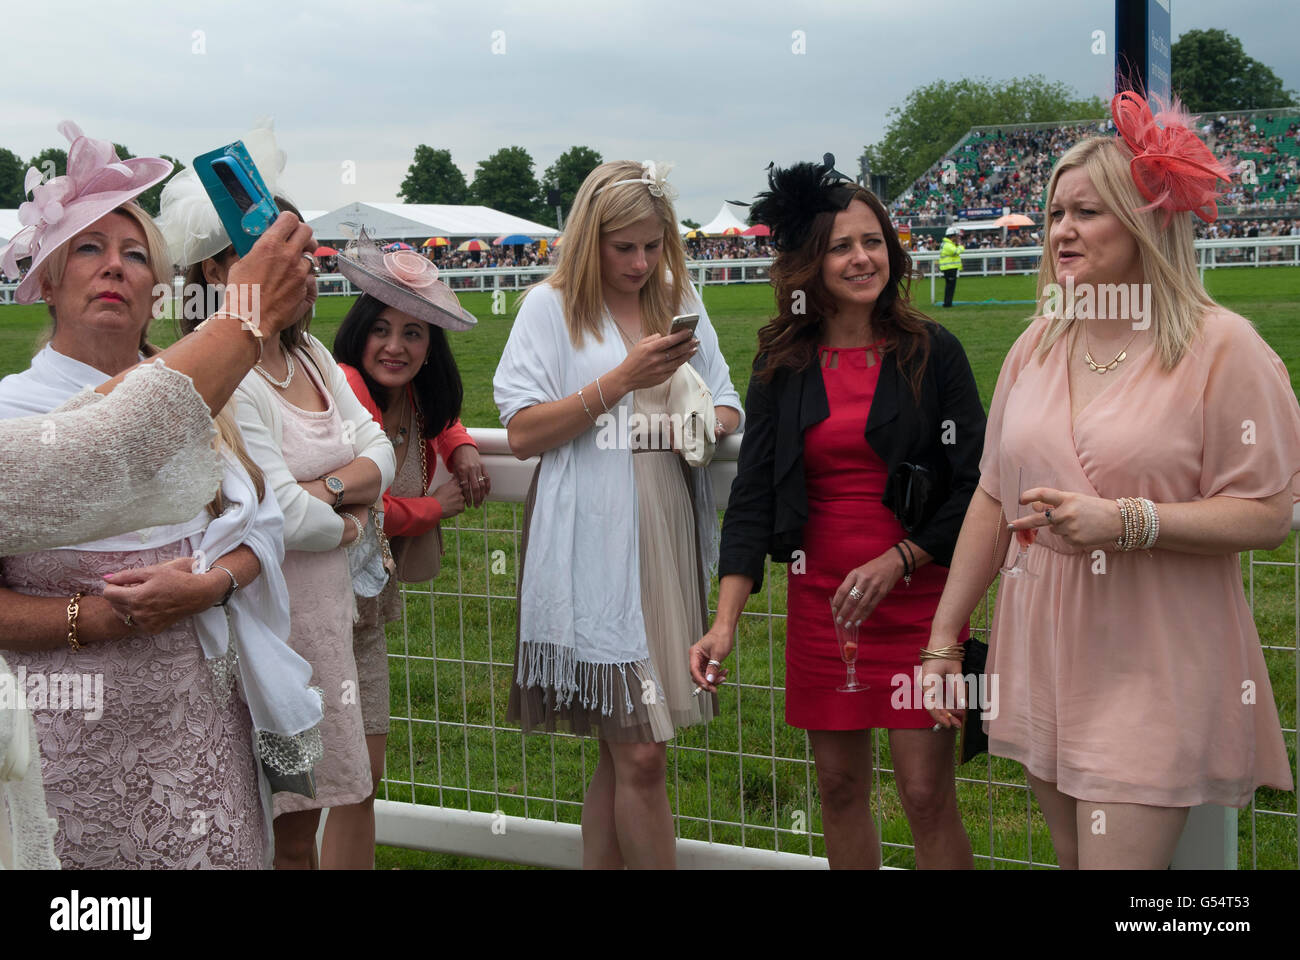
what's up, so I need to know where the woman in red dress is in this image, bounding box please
[691,159,986,868]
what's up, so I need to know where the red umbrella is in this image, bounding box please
[741,225,770,237]
[314,245,338,256]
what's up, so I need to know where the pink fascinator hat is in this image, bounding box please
[337,225,477,331]
[0,121,172,303]
[1111,90,1235,225]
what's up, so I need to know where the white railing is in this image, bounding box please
[2,240,1295,306]
[371,428,1298,869]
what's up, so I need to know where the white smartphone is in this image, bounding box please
[670,313,699,337]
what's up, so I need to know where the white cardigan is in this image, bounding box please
[233,334,395,552]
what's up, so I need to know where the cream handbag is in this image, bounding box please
[668,361,716,467]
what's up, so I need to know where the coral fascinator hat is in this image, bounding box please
[1111,90,1235,225]
[0,121,172,304]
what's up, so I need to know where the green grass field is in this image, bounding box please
[3,267,1297,869]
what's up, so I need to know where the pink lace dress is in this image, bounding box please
[269,358,372,816]
[0,541,266,869]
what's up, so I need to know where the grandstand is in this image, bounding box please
[889,107,1300,231]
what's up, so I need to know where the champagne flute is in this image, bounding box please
[830,597,868,692]
[1002,466,1055,578]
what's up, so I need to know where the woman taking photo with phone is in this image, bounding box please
[494,160,742,869]
[0,122,323,869]
[691,159,985,869]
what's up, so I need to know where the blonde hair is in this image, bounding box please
[38,203,265,512]
[538,160,691,347]
[1034,137,1216,370]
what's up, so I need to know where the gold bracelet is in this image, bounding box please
[66,591,84,651]
[919,643,965,662]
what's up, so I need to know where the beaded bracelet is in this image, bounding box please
[577,388,598,424]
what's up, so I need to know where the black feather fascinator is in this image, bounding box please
[748,153,857,253]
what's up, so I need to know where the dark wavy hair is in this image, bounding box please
[754,186,931,402]
[332,293,463,438]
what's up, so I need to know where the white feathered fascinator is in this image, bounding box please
[155,119,291,268]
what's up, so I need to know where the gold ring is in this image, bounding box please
[124,614,135,627]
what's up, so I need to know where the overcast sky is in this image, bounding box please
[5,0,1297,224]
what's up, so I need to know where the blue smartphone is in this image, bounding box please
[193,140,280,257]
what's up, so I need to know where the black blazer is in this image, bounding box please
[718,321,986,592]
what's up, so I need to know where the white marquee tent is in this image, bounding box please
[697,203,750,235]
[307,202,559,244]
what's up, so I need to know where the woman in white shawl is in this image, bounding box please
[494,161,742,869]
[0,122,322,868]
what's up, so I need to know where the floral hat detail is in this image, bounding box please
[1111,91,1235,225]
[336,225,477,331]
[0,121,172,304]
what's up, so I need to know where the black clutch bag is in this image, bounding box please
[886,461,935,534]
[959,638,989,764]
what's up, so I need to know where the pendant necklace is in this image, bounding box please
[1082,323,1140,375]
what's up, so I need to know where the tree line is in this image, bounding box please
[398,144,602,229]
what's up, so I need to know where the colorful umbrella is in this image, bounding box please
[383,242,413,251]
[424,237,450,247]
[457,239,489,252]
[684,229,708,239]
[719,227,744,236]
[741,224,770,237]
[995,213,1034,228]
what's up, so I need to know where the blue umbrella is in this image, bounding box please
[383,241,413,251]
[495,234,533,246]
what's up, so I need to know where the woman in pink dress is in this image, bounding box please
[0,123,319,869]
[924,92,1299,869]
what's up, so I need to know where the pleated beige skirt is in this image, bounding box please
[508,451,718,742]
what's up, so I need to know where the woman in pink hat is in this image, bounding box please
[0,122,324,869]
[157,125,396,870]
[327,228,483,867]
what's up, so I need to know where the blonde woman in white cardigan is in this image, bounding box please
[159,151,395,869]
